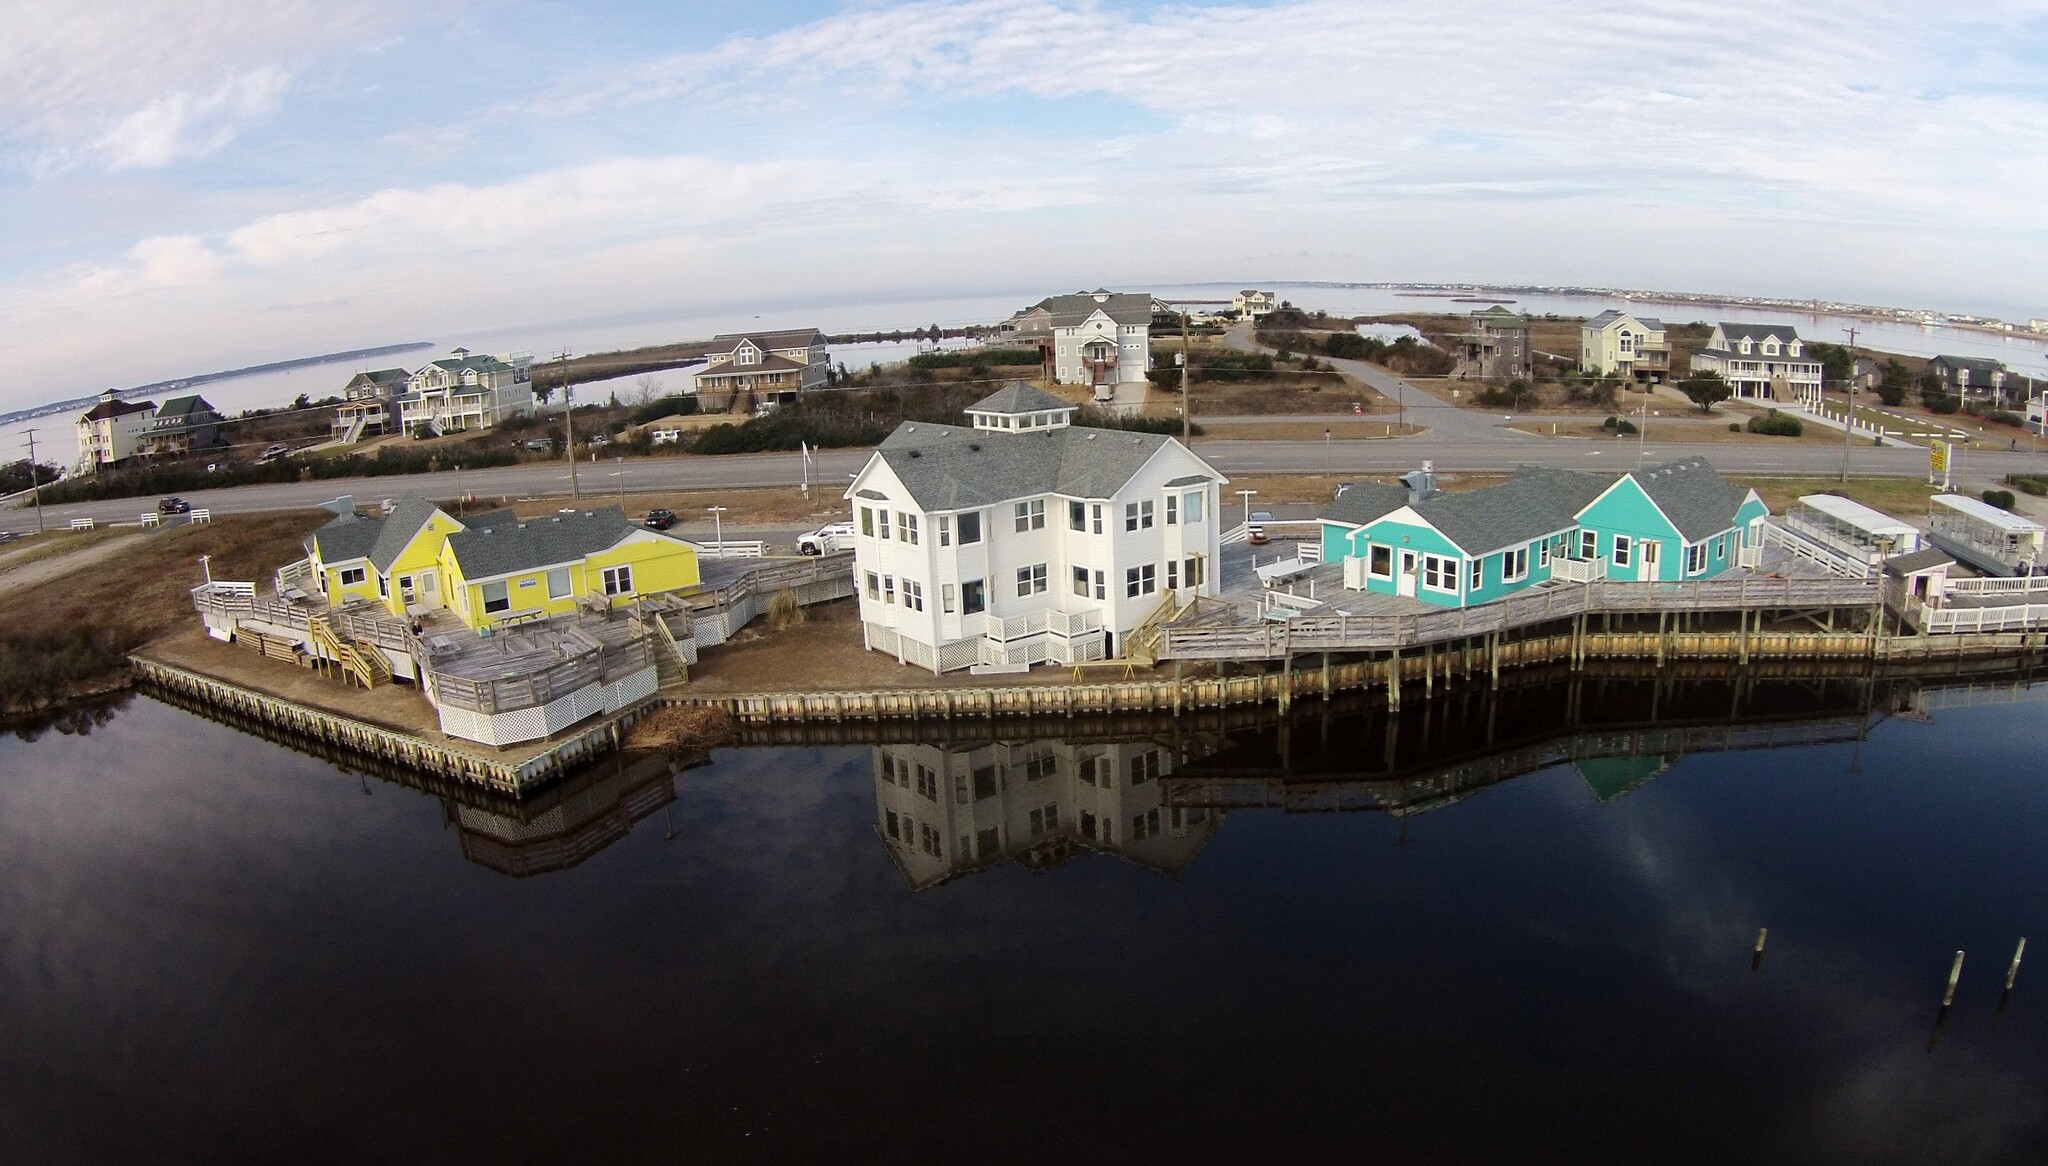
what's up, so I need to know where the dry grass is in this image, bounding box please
[1731,476,1940,519]
[623,703,734,750]
[0,511,328,715]
[0,526,128,572]
[1508,419,1839,445]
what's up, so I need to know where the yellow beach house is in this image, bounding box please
[304,494,699,629]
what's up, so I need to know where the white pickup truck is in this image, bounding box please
[797,522,856,555]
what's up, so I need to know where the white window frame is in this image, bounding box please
[905,580,925,611]
[1165,495,1178,525]
[1578,529,1597,559]
[1015,499,1045,532]
[1613,535,1633,568]
[958,511,981,545]
[938,516,951,546]
[1184,491,1204,523]
[877,510,891,541]
[546,567,572,598]
[481,580,510,613]
[1503,547,1529,583]
[1421,554,1457,593]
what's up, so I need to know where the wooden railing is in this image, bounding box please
[1158,575,1881,660]
[310,616,390,688]
[425,638,655,716]
[678,552,853,617]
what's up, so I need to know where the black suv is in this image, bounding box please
[644,509,678,530]
[158,497,192,514]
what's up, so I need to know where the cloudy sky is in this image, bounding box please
[4,0,2045,404]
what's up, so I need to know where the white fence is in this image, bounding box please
[697,540,765,559]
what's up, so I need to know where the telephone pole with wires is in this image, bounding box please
[1841,327,1859,485]
[1180,309,1193,443]
[23,429,46,534]
[558,351,580,500]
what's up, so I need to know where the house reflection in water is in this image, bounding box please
[451,751,697,877]
[871,737,1225,890]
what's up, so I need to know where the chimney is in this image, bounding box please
[1400,461,1437,505]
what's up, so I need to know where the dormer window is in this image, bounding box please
[1738,339,1752,354]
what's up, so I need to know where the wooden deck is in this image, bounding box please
[1158,574,1883,661]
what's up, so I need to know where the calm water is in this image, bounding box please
[4,673,2047,1164]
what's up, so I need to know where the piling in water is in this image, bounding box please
[1943,950,1966,1009]
[2007,937,2027,993]
[1752,927,1768,971]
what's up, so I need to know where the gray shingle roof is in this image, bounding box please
[154,394,217,420]
[1883,548,1955,575]
[969,382,1074,415]
[1930,355,2006,375]
[1321,481,1412,527]
[1034,291,1155,328]
[1408,466,1613,554]
[80,396,153,421]
[1586,310,1665,332]
[444,506,642,580]
[708,329,825,355]
[1716,322,1803,345]
[307,510,384,562]
[427,354,515,375]
[870,421,1209,511]
[366,495,446,572]
[1632,457,1752,541]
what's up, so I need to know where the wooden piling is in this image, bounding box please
[2007,937,2027,992]
[1943,950,1966,1008]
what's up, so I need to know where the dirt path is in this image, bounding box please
[0,532,147,598]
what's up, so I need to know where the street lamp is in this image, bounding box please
[453,463,463,515]
[1236,489,1258,527]
[1323,428,1331,478]
[706,505,728,556]
[611,456,626,508]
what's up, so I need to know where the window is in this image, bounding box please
[339,567,366,586]
[877,510,891,541]
[377,574,389,597]
[1686,543,1707,574]
[599,565,633,596]
[883,576,895,604]
[1422,555,1456,592]
[1167,561,1178,590]
[1014,500,1045,532]
[1469,558,1483,591]
[866,572,881,600]
[1025,752,1058,780]
[1092,504,1104,534]
[942,583,956,613]
[977,828,1000,859]
[902,514,919,545]
[546,567,572,598]
[1125,500,1154,531]
[915,765,937,801]
[1094,570,1106,600]
[482,580,510,613]
[920,824,941,858]
[1131,750,1160,783]
[1131,808,1161,840]
[1125,563,1157,598]
[880,753,897,784]
[973,766,999,799]
[1538,540,1551,569]
[1029,804,1060,836]
[953,773,969,804]
[1578,530,1597,560]
[1367,545,1392,579]
[859,507,873,537]
[962,580,985,614]
[1165,495,1178,525]
[1073,565,1091,597]
[1183,556,1202,587]
[959,511,982,544]
[884,809,900,840]
[905,580,925,611]
[938,516,951,546]
[1070,500,1087,531]
[1184,491,1205,523]
[1503,547,1529,582]
[1613,535,1633,568]
[1016,563,1047,596]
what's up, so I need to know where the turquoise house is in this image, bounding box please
[1319,459,1769,609]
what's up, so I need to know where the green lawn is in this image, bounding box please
[1732,475,1940,519]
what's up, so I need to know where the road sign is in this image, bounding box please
[1929,441,1952,489]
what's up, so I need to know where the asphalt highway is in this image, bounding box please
[8,428,2046,538]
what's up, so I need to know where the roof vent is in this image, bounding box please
[1085,433,1097,440]
[517,522,527,529]
[968,442,981,452]
[909,449,922,458]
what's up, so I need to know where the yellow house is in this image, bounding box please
[439,507,700,630]
[305,494,700,630]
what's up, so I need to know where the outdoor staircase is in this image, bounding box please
[309,616,392,689]
[642,612,691,689]
[1123,592,1193,666]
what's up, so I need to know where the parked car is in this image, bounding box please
[259,443,290,461]
[522,438,553,452]
[797,521,856,556]
[158,496,191,515]
[1247,510,1273,546]
[643,508,678,530]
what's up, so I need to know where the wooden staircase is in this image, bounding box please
[1123,592,1193,665]
[648,613,691,689]
[310,616,392,689]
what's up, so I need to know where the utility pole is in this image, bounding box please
[1841,327,1858,486]
[23,429,45,534]
[559,351,580,500]
[1180,309,1192,444]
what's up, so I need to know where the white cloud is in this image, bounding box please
[87,69,291,172]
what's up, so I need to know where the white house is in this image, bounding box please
[691,328,829,412]
[74,389,157,472]
[1019,290,1158,392]
[1580,311,1671,384]
[1688,323,1824,402]
[1233,290,1278,320]
[395,348,535,434]
[844,382,1226,673]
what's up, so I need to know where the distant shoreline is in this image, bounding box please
[0,342,435,428]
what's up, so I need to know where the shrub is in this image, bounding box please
[1729,423,1742,433]
[766,588,806,631]
[1601,415,1620,430]
[1476,386,1516,408]
[906,347,1042,369]
[1927,394,1960,415]
[1986,410,2025,428]
[627,395,699,425]
[2008,474,2048,496]
[1324,332,1370,359]
[1073,410,1204,437]
[1983,489,2017,511]
[1613,419,1638,435]
[1748,410,1804,437]
[1873,382,1906,407]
